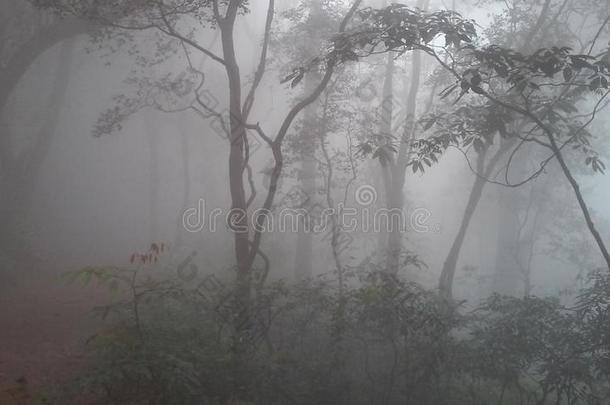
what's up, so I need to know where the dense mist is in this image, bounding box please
[1,0,610,404]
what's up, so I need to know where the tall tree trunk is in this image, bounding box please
[385,0,427,273]
[213,1,359,396]
[219,7,253,398]
[146,117,160,242]
[294,72,318,280]
[220,8,250,279]
[174,119,191,248]
[438,141,510,299]
[377,52,394,260]
[516,181,543,297]
[293,0,328,280]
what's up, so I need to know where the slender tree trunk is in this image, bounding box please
[518,184,542,297]
[378,52,394,259]
[146,117,160,242]
[439,141,510,299]
[545,130,610,269]
[213,3,361,396]
[220,10,250,279]
[386,1,427,272]
[175,120,191,248]
[219,7,253,399]
[294,72,318,280]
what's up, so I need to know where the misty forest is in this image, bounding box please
[2,0,610,404]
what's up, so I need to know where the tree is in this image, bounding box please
[0,0,91,267]
[31,0,488,300]
[483,0,607,297]
[0,37,76,269]
[435,0,561,299]
[0,1,90,117]
[30,0,367,396]
[274,0,337,280]
[356,0,431,274]
[387,3,610,298]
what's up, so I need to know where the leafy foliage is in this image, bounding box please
[48,257,610,405]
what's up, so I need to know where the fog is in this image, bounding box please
[1,0,610,404]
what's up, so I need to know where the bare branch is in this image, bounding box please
[155,0,225,66]
[244,123,273,146]
[245,0,364,269]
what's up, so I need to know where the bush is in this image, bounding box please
[50,262,610,405]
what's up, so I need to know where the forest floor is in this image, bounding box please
[0,271,111,403]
